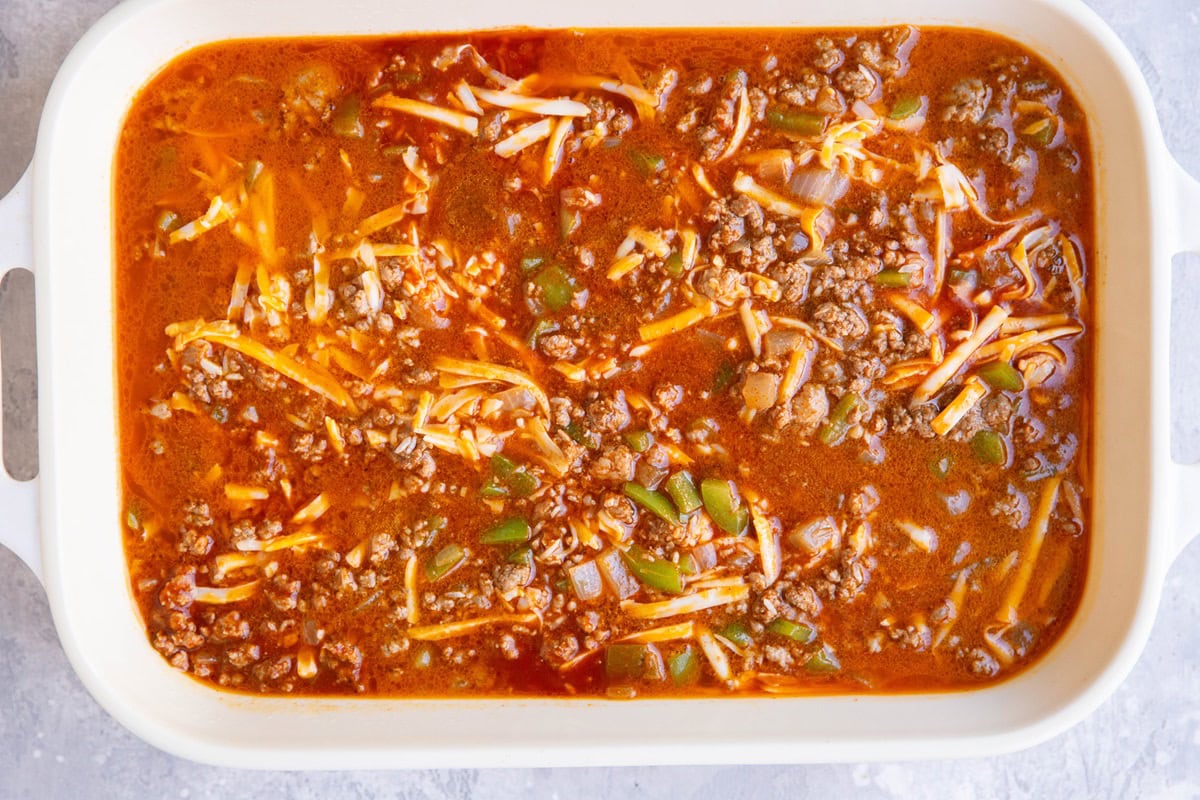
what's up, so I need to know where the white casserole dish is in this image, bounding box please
[0,0,1198,769]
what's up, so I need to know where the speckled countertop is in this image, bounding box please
[1,1,1198,797]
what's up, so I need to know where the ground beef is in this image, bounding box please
[695,266,748,306]
[703,199,747,249]
[601,492,637,525]
[982,394,1014,430]
[539,334,577,360]
[854,39,901,75]
[589,444,638,483]
[847,485,880,517]
[369,533,396,565]
[587,393,631,433]
[178,528,212,557]
[782,583,823,618]
[966,647,1000,678]
[990,487,1030,529]
[225,642,261,668]
[768,260,810,304]
[266,574,300,612]
[252,656,293,684]
[888,623,932,651]
[847,352,885,380]
[791,383,829,435]
[561,186,602,210]
[499,633,520,661]
[812,302,868,340]
[392,437,436,484]
[183,500,213,527]
[818,552,873,602]
[211,611,250,643]
[835,65,875,99]
[546,633,579,665]
[778,70,829,107]
[751,587,788,622]
[160,574,195,610]
[734,234,778,272]
[494,561,532,594]
[654,383,684,409]
[888,404,937,439]
[813,37,843,72]
[943,78,989,124]
[549,397,574,429]
[1014,416,1045,445]
[320,639,363,682]
[763,644,795,670]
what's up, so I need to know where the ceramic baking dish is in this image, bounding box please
[0,0,1197,769]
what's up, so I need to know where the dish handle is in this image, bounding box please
[0,167,42,582]
[1169,156,1200,562]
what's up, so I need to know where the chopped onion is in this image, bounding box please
[690,542,717,572]
[597,548,640,599]
[742,372,780,410]
[567,559,605,601]
[788,516,841,558]
[896,520,938,553]
[788,167,849,206]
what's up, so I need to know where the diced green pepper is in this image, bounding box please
[507,545,534,570]
[605,643,647,680]
[483,454,541,498]
[978,361,1025,392]
[155,209,183,235]
[425,544,465,581]
[479,477,509,498]
[331,95,365,138]
[713,362,735,393]
[804,646,841,674]
[520,254,546,273]
[623,430,654,453]
[700,478,748,535]
[564,421,600,450]
[507,470,539,498]
[532,264,577,312]
[971,430,1007,465]
[664,251,684,278]
[491,453,519,479]
[628,148,666,178]
[679,552,699,576]
[668,645,700,686]
[412,645,434,669]
[949,269,978,287]
[818,392,864,446]
[929,454,954,480]
[560,206,581,240]
[480,517,531,545]
[664,471,703,515]
[718,620,753,648]
[620,544,684,594]
[765,107,826,136]
[527,317,559,348]
[1028,120,1056,145]
[624,482,681,526]
[888,95,922,120]
[768,618,816,643]
[243,159,264,191]
[874,269,913,288]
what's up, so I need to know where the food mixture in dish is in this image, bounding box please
[115,28,1092,696]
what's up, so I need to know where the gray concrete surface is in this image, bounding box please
[1,1,1198,797]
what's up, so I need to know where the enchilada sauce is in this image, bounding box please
[114,28,1092,696]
